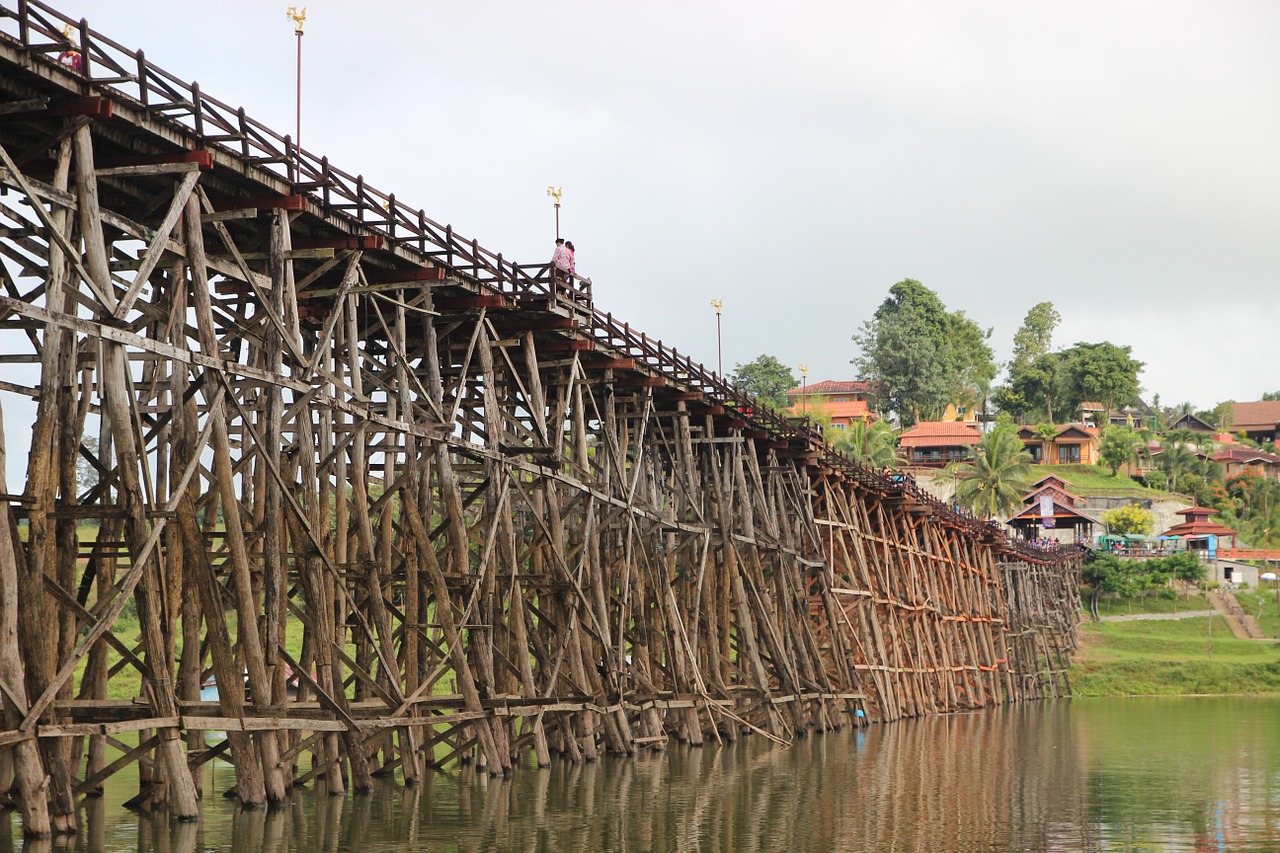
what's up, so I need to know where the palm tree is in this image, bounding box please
[1155,443,1196,493]
[1033,422,1058,465]
[954,426,1034,519]
[833,419,901,470]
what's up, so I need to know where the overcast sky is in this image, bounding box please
[3,2,1279,487]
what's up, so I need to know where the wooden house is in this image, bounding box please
[898,420,982,468]
[1016,424,1101,466]
[1230,401,1280,444]
[785,380,877,431]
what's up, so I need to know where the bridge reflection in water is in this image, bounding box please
[0,0,1081,838]
[7,697,1280,853]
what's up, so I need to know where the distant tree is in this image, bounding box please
[730,354,796,410]
[1059,341,1144,424]
[1101,503,1154,537]
[992,385,1031,423]
[1082,553,1136,598]
[76,434,100,495]
[1098,425,1141,477]
[1262,390,1280,402]
[1142,468,1168,491]
[1209,401,1234,431]
[852,279,952,426]
[996,301,1062,423]
[832,420,900,470]
[953,425,1033,518]
[946,310,996,419]
[1160,551,1207,584]
[1009,301,1061,373]
[1010,352,1067,423]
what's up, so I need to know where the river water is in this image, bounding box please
[4,697,1278,852]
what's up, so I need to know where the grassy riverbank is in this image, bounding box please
[1070,591,1280,696]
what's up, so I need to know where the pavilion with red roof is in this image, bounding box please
[1006,474,1100,541]
[1158,506,1237,551]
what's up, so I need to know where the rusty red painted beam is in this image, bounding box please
[588,357,637,370]
[434,295,507,310]
[366,266,445,283]
[292,235,382,251]
[211,195,306,212]
[540,339,595,352]
[616,376,666,388]
[491,317,579,331]
[97,150,213,170]
[0,96,111,122]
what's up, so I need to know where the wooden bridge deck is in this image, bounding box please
[0,0,1082,837]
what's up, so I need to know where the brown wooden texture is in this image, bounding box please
[0,1,1081,836]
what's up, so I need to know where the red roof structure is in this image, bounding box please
[897,421,982,468]
[1231,401,1280,442]
[1159,506,1238,543]
[898,421,982,448]
[785,380,876,397]
[822,400,873,421]
[1212,447,1280,465]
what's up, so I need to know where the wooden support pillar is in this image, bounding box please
[73,122,201,821]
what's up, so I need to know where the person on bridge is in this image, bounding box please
[564,240,592,300]
[551,238,572,291]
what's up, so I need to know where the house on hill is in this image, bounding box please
[1169,412,1216,434]
[898,421,981,467]
[1210,446,1280,482]
[1230,401,1280,444]
[785,380,876,431]
[1016,424,1101,466]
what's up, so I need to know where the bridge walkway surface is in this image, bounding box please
[0,1,1083,837]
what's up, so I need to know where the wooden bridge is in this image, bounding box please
[0,1,1082,837]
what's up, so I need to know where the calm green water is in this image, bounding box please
[5,697,1280,852]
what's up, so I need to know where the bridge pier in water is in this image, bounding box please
[0,2,1081,836]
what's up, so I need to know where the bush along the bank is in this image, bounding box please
[1082,551,1207,617]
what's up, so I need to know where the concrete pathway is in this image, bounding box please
[1097,610,1215,622]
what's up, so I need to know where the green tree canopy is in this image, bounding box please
[953,425,1033,518]
[729,354,796,409]
[1098,425,1141,477]
[946,310,997,419]
[1010,301,1061,373]
[1008,352,1067,423]
[852,279,952,426]
[1059,341,1144,424]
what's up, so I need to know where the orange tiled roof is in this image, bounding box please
[898,421,982,447]
[825,400,873,420]
[785,380,876,397]
[785,400,874,422]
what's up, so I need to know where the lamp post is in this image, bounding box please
[710,299,723,377]
[798,364,809,415]
[546,186,562,240]
[286,6,306,176]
